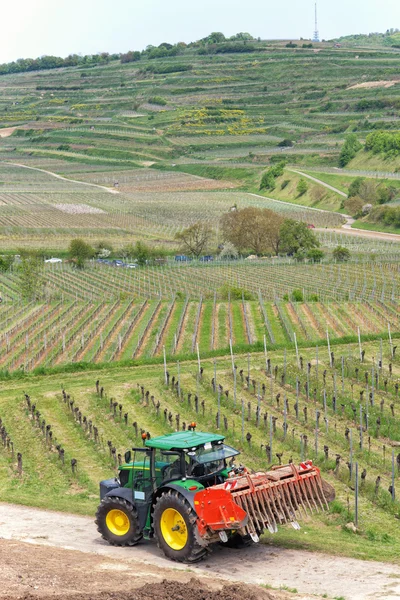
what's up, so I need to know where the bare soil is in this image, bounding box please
[2,503,400,599]
[347,80,400,90]
[0,540,279,600]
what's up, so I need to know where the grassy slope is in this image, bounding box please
[2,339,400,564]
[348,152,400,173]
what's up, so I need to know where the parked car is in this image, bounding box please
[175,255,192,262]
[45,258,62,264]
[199,255,214,262]
[126,263,137,269]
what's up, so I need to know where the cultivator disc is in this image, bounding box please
[224,461,333,538]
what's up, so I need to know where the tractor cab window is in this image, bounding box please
[154,449,184,484]
[188,443,239,479]
[119,468,129,487]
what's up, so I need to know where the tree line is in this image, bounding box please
[0,32,257,76]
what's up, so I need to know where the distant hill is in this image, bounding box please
[331,29,400,48]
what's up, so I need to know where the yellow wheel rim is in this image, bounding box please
[160,508,188,550]
[106,509,130,536]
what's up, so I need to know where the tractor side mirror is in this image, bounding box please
[124,450,132,463]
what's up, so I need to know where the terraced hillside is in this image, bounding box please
[0,41,398,170]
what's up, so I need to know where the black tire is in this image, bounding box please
[153,490,208,563]
[95,496,143,546]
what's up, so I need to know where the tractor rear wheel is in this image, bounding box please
[153,490,207,563]
[96,497,143,546]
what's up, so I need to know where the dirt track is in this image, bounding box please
[1,503,400,600]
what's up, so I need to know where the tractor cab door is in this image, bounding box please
[132,448,154,530]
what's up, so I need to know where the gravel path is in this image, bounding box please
[289,169,347,197]
[1,161,120,194]
[1,503,400,600]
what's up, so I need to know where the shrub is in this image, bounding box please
[339,134,362,167]
[281,179,290,190]
[218,284,254,300]
[148,96,167,106]
[297,178,308,196]
[278,139,293,147]
[292,289,304,302]
[333,246,351,262]
[307,248,325,262]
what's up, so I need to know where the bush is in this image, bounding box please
[297,178,308,196]
[333,246,351,262]
[307,248,324,262]
[278,139,293,147]
[292,289,304,302]
[148,96,167,106]
[339,134,362,167]
[344,196,363,217]
[281,179,290,190]
[348,177,364,198]
[259,161,286,191]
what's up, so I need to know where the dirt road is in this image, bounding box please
[288,170,347,197]
[1,503,400,600]
[1,161,120,194]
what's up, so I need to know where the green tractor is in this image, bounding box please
[96,427,333,563]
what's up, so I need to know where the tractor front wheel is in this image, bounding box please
[153,490,207,563]
[96,497,142,546]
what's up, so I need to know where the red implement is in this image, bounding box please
[194,461,333,539]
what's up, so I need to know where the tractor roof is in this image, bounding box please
[145,431,225,451]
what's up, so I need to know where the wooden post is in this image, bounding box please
[327,330,332,367]
[196,343,201,374]
[388,323,393,358]
[294,332,300,368]
[392,450,396,502]
[163,346,167,385]
[263,334,268,373]
[355,462,359,527]
[229,338,235,376]
[269,415,273,463]
[233,367,237,408]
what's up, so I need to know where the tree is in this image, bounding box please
[348,177,365,198]
[358,180,378,204]
[333,246,351,262]
[280,220,319,255]
[311,186,325,203]
[259,161,286,191]
[377,183,397,205]
[218,241,238,260]
[344,196,364,217]
[297,178,308,196]
[94,241,113,258]
[18,255,44,301]
[339,134,362,167]
[133,241,153,266]
[68,238,94,269]
[221,207,284,255]
[175,222,213,258]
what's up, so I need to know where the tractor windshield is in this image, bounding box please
[188,443,239,478]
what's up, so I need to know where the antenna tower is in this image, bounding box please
[313,3,320,42]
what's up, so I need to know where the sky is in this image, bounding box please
[1,0,399,62]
